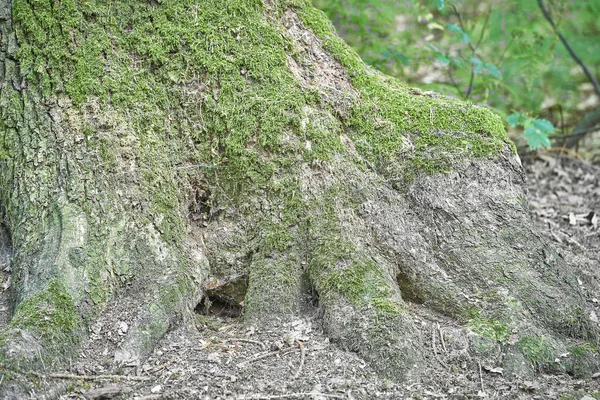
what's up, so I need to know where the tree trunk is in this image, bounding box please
[0,0,597,393]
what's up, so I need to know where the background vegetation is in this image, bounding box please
[312,0,600,157]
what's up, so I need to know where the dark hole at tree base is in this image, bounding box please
[195,294,243,319]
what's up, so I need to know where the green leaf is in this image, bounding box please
[445,23,470,42]
[434,0,445,11]
[451,57,464,68]
[484,63,502,79]
[436,53,450,65]
[507,112,522,127]
[395,53,411,65]
[469,57,483,73]
[446,23,463,34]
[532,118,555,134]
[523,126,551,150]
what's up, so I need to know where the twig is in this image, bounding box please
[437,323,447,353]
[237,345,299,368]
[48,373,150,382]
[478,362,485,392]
[447,66,462,94]
[240,393,345,399]
[552,125,600,139]
[225,338,266,350]
[38,348,46,372]
[431,328,448,369]
[544,147,583,160]
[292,340,305,380]
[452,5,490,99]
[537,0,600,97]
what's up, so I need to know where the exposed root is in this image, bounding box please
[292,340,305,380]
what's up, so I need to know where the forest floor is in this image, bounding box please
[1,152,599,400]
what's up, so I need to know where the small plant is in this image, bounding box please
[507,112,554,150]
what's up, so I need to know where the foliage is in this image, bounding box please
[312,0,600,150]
[507,112,554,150]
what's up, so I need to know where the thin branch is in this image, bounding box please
[225,338,266,350]
[465,70,475,100]
[47,373,150,382]
[452,6,490,99]
[446,65,462,94]
[552,125,599,139]
[240,393,345,400]
[537,0,600,97]
[237,345,300,368]
[292,340,305,380]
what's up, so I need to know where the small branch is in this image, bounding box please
[544,147,583,160]
[240,393,345,400]
[237,345,299,368]
[446,65,462,94]
[437,323,447,353]
[292,340,305,380]
[465,70,475,100]
[537,0,600,97]
[225,338,266,350]
[565,106,600,148]
[478,362,485,392]
[431,328,448,369]
[452,6,490,100]
[48,373,150,382]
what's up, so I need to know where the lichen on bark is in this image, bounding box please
[0,0,598,392]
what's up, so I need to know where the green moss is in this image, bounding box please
[517,336,554,370]
[560,393,600,400]
[9,281,81,357]
[467,309,510,342]
[294,1,512,178]
[316,256,405,315]
[562,342,599,377]
[569,342,598,357]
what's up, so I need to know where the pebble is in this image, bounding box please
[151,385,162,394]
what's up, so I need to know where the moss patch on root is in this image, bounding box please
[293,1,511,179]
[9,281,81,358]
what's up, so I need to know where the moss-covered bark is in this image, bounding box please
[0,0,597,391]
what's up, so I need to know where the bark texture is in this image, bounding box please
[0,0,598,393]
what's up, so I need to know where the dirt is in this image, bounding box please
[1,153,599,400]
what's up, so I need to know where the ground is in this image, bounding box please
[0,152,598,399]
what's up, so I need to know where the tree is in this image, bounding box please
[0,0,597,393]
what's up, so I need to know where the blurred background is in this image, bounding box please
[312,0,600,161]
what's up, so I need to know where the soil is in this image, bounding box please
[1,153,599,400]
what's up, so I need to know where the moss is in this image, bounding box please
[560,393,600,400]
[517,336,554,370]
[9,281,81,357]
[325,257,403,315]
[562,343,599,377]
[294,1,512,179]
[467,309,511,342]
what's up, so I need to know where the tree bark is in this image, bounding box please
[0,0,597,393]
